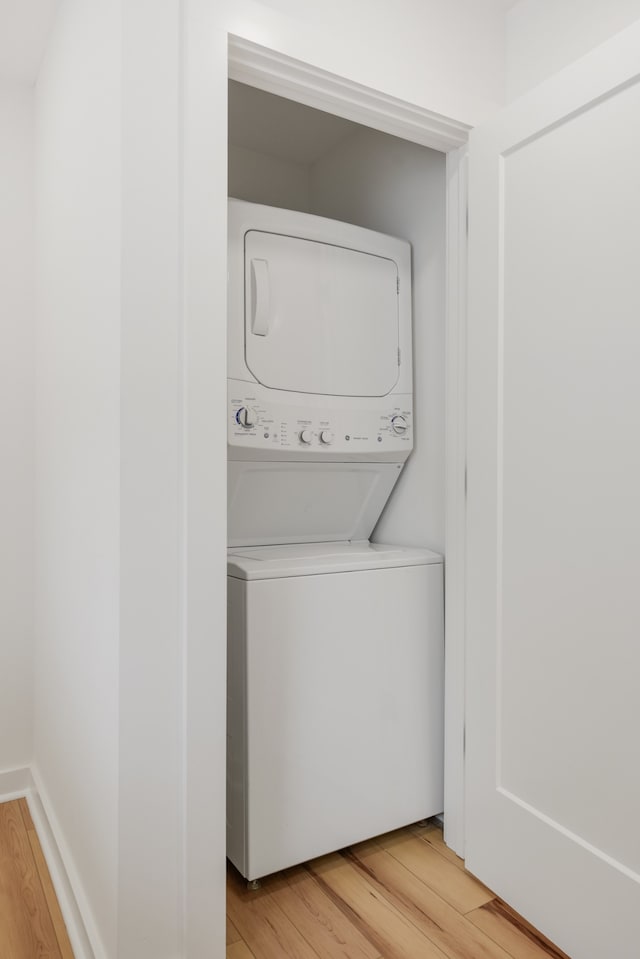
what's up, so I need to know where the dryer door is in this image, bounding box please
[244,231,400,397]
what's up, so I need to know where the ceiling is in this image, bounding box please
[228,80,362,166]
[0,0,59,84]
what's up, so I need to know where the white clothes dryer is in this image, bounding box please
[227,199,414,547]
[226,542,444,882]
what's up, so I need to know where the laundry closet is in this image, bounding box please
[226,79,448,881]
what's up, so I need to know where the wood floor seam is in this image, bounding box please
[302,862,387,958]
[345,843,518,959]
[344,845,449,935]
[27,831,65,958]
[308,853,450,959]
[0,800,65,959]
[468,899,572,959]
[275,865,382,959]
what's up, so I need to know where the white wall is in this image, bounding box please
[224,0,507,126]
[310,128,446,553]
[118,1,190,955]
[506,0,640,100]
[34,1,224,956]
[0,82,34,775]
[181,6,230,956]
[34,0,120,954]
[229,144,310,211]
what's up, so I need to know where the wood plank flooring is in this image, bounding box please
[0,797,572,959]
[0,799,74,959]
[227,821,572,959]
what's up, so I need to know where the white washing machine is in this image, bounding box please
[226,200,444,880]
[226,541,444,882]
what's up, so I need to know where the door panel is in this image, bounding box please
[244,230,399,396]
[500,79,640,868]
[466,23,640,959]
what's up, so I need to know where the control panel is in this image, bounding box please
[229,391,413,454]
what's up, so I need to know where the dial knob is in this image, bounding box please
[236,406,257,429]
[299,429,313,445]
[391,415,408,435]
[319,430,334,445]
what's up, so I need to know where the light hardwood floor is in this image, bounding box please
[0,799,570,959]
[227,821,571,959]
[0,798,74,959]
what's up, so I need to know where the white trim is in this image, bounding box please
[228,35,471,154]
[0,765,33,801]
[29,766,100,959]
[179,4,231,957]
[443,146,469,858]
[497,787,640,883]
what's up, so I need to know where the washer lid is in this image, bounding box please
[227,460,404,549]
[244,230,400,397]
[227,540,443,580]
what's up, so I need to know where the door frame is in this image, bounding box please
[227,34,471,856]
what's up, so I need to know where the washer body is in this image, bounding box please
[227,542,444,881]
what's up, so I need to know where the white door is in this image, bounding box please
[244,231,400,396]
[466,22,640,959]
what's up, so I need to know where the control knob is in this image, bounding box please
[299,429,313,445]
[236,406,257,429]
[319,430,334,445]
[391,415,408,435]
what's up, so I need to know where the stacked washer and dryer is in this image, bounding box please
[226,199,444,882]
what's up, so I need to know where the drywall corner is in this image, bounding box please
[0,765,34,802]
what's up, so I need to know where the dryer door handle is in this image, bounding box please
[250,258,270,336]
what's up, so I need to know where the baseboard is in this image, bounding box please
[27,766,102,959]
[0,765,98,957]
[0,765,34,801]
